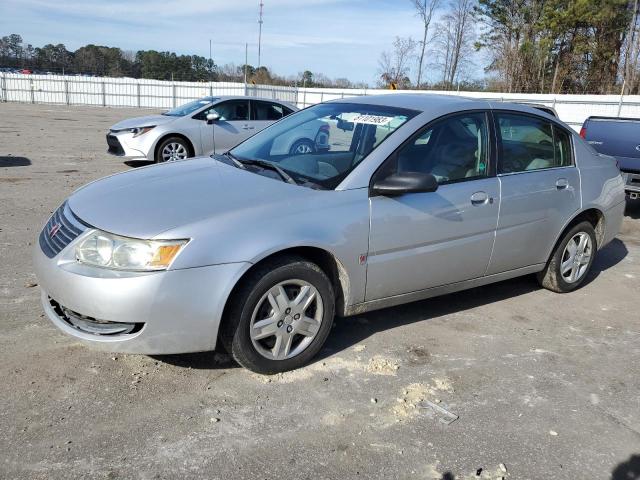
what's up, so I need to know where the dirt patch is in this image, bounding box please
[366,356,400,375]
[392,377,454,419]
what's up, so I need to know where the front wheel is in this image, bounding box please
[221,255,335,374]
[289,139,315,156]
[537,221,597,293]
[156,137,190,163]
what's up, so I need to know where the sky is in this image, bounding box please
[0,0,484,85]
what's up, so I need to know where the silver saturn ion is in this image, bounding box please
[34,94,626,374]
[106,96,329,162]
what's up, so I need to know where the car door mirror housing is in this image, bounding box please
[371,172,439,197]
[206,113,221,124]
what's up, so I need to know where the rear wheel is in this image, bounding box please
[537,221,596,293]
[221,255,335,374]
[156,137,190,163]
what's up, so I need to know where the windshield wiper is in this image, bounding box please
[238,158,298,185]
[222,151,246,169]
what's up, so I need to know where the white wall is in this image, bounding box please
[1,72,638,131]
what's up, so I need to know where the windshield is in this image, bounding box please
[163,97,218,117]
[230,102,417,189]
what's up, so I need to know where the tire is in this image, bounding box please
[289,139,315,155]
[155,136,190,163]
[221,255,335,374]
[537,221,597,293]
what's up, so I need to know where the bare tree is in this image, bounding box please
[434,0,476,87]
[377,36,418,88]
[411,0,440,88]
[621,0,640,94]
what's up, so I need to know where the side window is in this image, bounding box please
[211,100,249,121]
[497,113,570,173]
[553,125,573,167]
[391,112,489,184]
[253,101,285,121]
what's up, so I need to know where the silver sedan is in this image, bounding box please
[35,94,626,373]
[106,96,329,162]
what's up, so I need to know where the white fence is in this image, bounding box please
[1,72,639,131]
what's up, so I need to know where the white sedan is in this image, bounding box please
[106,96,330,162]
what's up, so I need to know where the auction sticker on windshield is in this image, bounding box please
[352,114,394,125]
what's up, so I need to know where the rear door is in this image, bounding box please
[584,118,640,173]
[197,99,251,154]
[366,111,500,301]
[487,111,580,275]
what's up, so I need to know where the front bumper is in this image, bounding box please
[33,240,249,354]
[106,131,152,161]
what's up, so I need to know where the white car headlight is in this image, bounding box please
[130,126,155,137]
[76,231,188,271]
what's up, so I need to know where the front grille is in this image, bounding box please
[39,202,88,258]
[106,134,124,155]
[48,297,143,336]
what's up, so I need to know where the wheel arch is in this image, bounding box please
[153,133,196,161]
[221,246,351,327]
[547,208,605,261]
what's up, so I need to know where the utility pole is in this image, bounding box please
[258,0,264,69]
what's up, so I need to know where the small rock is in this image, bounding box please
[499,463,507,473]
[211,417,220,423]
[111,356,118,361]
[215,409,220,414]
[549,430,558,436]
[25,282,38,288]
[370,398,377,404]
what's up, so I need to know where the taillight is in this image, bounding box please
[320,124,330,133]
[579,126,586,139]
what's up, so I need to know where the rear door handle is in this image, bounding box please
[470,191,490,205]
[556,178,569,189]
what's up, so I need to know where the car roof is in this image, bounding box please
[209,95,298,110]
[326,93,559,119]
[328,93,487,112]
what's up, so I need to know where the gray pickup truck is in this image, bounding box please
[580,116,640,198]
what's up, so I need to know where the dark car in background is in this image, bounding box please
[580,116,640,199]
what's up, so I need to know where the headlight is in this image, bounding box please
[76,231,188,271]
[130,126,155,137]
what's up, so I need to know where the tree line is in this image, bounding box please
[0,33,364,88]
[378,0,640,94]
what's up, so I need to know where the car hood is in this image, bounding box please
[68,157,317,239]
[110,114,176,131]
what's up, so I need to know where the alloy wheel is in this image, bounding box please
[294,143,313,154]
[560,232,592,283]
[161,142,188,162]
[249,279,324,360]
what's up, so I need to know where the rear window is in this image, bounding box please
[497,113,572,173]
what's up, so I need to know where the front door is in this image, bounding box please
[366,111,500,301]
[198,99,252,154]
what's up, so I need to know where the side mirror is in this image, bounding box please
[206,112,220,124]
[371,172,439,197]
[337,118,354,131]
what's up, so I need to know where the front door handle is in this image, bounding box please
[556,178,569,189]
[470,191,490,205]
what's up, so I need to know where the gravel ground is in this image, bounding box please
[1,102,639,480]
